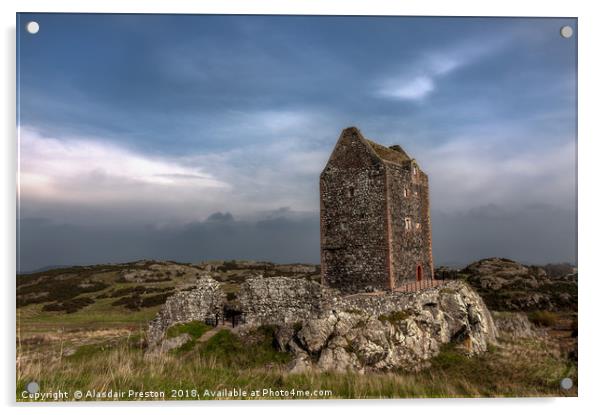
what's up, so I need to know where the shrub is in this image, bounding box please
[378,310,411,324]
[141,292,174,307]
[111,291,174,310]
[529,311,559,327]
[17,279,109,307]
[110,285,173,298]
[42,297,94,313]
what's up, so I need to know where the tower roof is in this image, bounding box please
[364,138,412,165]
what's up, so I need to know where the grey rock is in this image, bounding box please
[297,313,337,353]
[159,333,192,352]
[492,311,537,339]
[274,325,295,352]
[265,279,497,372]
[287,351,313,374]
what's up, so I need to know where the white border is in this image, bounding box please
[3,1,601,414]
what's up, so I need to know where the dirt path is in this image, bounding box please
[198,324,232,343]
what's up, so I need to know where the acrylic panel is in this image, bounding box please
[16,13,577,401]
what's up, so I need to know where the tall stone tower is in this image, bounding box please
[320,127,434,294]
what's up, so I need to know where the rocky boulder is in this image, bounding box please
[278,281,497,372]
[491,311,538,339]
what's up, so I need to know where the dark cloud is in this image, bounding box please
[205,212,234,223]
[18,212,320,273]
[432,204,577,267]
[18,202,576,273]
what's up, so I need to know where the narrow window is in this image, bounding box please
[403,188,408,197]
[341,220,348,231]
[415,222,421,230]
[347,186,354,198]
[413,165,417,176]
[405,217,412,230]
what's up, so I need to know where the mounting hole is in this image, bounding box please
[26,21,40,34]
[26,381,40,394]
[560,25,573,39]
[560,377,573,390]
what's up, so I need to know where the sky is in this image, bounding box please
[16,14,577,272]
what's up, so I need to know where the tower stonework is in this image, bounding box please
[320,127,434,294]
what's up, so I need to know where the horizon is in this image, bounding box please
[17,256,577,276]
[17,14,577,272]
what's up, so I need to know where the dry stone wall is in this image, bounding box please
[238,276,329,326]
[147,276,225,347]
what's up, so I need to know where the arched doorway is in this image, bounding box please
[416,264,423,282]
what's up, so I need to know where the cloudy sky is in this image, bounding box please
[17,14,577,272]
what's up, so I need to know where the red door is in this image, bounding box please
[416,264,423,282]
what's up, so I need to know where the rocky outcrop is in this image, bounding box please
[458,258,577,312]
[156,333,192,353]
[147,276,224,347]
[119,262,201,282]
[273,280,497,372]
[149,275,497,372]
[491,311,538,339]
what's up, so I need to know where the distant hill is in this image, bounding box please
[18,264,74,276]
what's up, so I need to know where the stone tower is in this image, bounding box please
[320,127,434,294]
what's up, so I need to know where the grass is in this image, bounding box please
[197,326,291,368]
[166,321,211,340]
[17,327,577,401]
[17,297,161,333]
[164,321,212,352]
